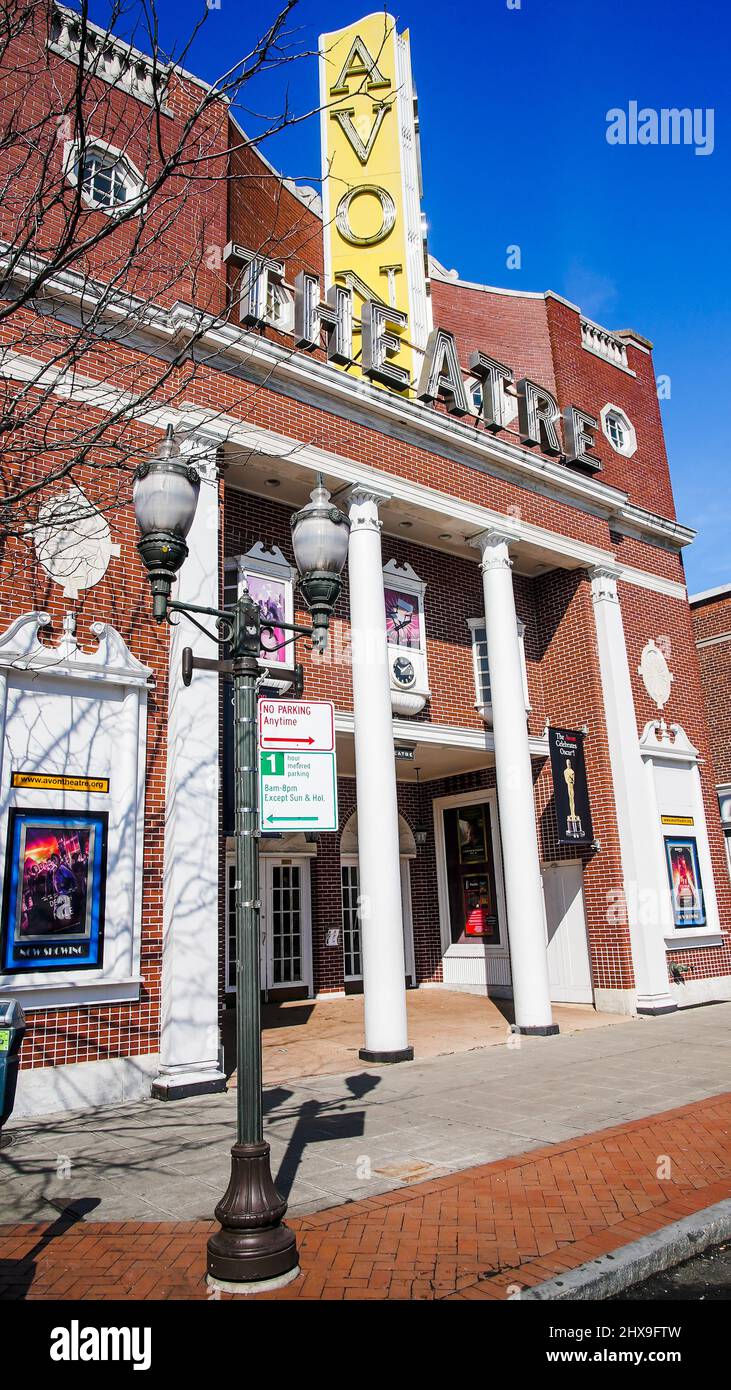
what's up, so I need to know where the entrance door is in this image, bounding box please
[541,861,593,1004]
[341,857,415,986]
[261,858,313,996]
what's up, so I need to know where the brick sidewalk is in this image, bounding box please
[1,1093,729,1301]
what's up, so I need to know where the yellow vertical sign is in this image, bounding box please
[320,14,423,391]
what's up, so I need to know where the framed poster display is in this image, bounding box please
[1,809,108,973]
[664,835,706,928]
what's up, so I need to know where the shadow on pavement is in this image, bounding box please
[0,1197,100,1301]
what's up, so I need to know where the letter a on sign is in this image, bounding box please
[329,35,391,94]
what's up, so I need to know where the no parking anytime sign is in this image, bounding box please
[257,700,338,832]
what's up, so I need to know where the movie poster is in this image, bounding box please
[463,874,497,938]
[664,836,706,928]
[457,805,487,864]
[245,572,288,660]
[1,809,108,973]
[384,588,421,649]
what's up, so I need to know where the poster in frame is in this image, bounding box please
[384,587,421,650]
[244,571,289,662]
[1,808,108,973]
[457,804,487,865]
[664,835,706,928]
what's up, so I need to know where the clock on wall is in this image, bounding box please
[392,655,416,689]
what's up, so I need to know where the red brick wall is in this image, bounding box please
[1,410,173,1072]
[546,296,676,519]
[430,277,676,521]
[228,132,323,282]
[0,4,230,315]
[692,591,731,787]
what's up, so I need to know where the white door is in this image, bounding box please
[261,858,313,995]
[341,856,415,985]
[541,861,593,1004]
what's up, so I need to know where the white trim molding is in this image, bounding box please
[0,612,151,1007]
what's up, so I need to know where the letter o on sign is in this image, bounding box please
[335,184,396,246]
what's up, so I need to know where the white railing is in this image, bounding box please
[580,318,630,371]
[49,6,169,109]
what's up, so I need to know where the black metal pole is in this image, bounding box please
[206,590,299,1288]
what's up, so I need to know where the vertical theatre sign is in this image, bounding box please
[319,13,430,390]
[224,14,602,473]
[548,727,594,846]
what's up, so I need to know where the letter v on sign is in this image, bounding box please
[330,103,391,166]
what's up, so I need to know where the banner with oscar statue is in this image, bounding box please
[548,727,594,846]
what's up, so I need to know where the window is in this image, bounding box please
[64,140,145,213]
[341,863,362,979]
[266,280,295,333]
[719,786,731,883]
[470,622,492,705]
[443,801,502,946]
[607,413,626,451]
[600,403,637,458]
[79,150,130,208]
[468,617,530,718]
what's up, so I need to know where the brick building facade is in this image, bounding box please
[691,583,731,889]
[1,7,729,1114]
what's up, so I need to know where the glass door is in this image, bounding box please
[262,858,312,993]
[226,855,312,995]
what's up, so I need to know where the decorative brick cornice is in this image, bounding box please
[49,5,171,111]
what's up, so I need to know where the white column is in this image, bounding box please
[474,530,557,1034]
[348,486,412,1062]
[152,435,227,1098]
[590,568,676,1013]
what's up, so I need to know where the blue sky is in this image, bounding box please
[95,0,729,592]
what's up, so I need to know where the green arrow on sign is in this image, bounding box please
[266,814,318,824]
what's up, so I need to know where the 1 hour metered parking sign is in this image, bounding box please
[258,700,338,832]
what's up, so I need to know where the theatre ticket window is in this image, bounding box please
[442,802,501,945]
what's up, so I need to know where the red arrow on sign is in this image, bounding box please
[264,736,315,745]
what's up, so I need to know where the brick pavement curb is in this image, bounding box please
[513,1197,731,1301]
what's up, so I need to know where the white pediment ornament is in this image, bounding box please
[638,639,673,710]
[0,612,152,687]
[639,720,699,764]
[27,486,121,598]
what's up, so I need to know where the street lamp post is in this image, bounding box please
[133,428,350,1290]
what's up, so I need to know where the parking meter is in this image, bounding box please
[0,999,26,1135]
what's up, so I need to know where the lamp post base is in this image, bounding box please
[206,1141,299,1286]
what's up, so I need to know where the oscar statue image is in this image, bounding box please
[563,758,584,839]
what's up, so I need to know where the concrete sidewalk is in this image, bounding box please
[1,1002,730,1227]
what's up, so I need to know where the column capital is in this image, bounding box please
[178,430,222,483]
[347,482,391,533]
[590,565,621,604]
[470,528,516,572]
